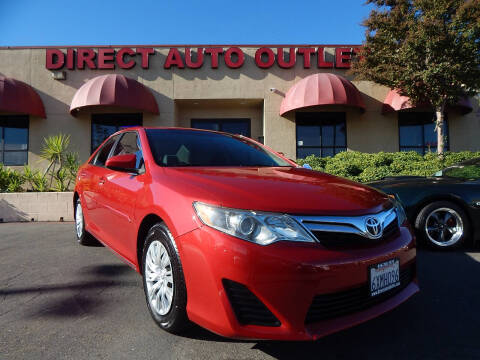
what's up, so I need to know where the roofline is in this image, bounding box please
[0,44,363,50]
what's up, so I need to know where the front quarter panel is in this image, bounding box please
[133,169,200,241]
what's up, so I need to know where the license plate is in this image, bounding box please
[369,259,400,297]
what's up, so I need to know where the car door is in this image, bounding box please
[95,131,146,263]
[81,135,120,238]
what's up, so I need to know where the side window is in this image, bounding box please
[112,132,144,169]
[92,136,117,167]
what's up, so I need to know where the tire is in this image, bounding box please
[415,201,470,250]
[74,199,101,246]
[141,223,190,334]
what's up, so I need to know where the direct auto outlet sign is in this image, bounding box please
[45,46,361,70]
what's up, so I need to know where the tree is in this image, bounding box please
[352,0,480,153]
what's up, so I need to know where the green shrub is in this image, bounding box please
[0,164,25,192]
[297,151,480,183]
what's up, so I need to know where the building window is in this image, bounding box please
[0,115,29,166]
[91,113,142,153]
[296,112,346,158]
[399,112,449,154]
[191,119,251,137]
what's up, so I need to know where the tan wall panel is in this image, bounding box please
[176,101,264,141]
[264,111,296,159]
[0,49,32,82]
[449,96,480,152]
[172,48,265,100]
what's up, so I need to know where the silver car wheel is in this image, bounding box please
[75,202,83,239]
[425,207,464,247]
[145,240,174,316]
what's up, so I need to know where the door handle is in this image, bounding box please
[99,177,106,185]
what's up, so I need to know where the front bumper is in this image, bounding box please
[177,225,418,340]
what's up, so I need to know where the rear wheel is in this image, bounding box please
[142,223,190,334]
[415,201,469,249]
[74,199,101,246]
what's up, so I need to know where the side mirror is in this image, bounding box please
[302,163,312,170]
[106,154,138,172]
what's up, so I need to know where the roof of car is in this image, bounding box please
[114,126,248,139]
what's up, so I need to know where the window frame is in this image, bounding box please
[0,115,29,166]
[110,130,145,172]
[91,113,143,154]
[90,134,122,168]
[295,112,347,159]
[398,112,449,154]
[190,118,251,137]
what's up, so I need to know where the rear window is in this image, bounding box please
[145,129,291,167]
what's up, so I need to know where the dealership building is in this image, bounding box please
[0,45,479,168]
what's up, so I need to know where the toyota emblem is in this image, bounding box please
[365,217,382,238]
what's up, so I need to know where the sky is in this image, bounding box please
[0,0,373,46]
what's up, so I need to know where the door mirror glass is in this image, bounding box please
[302,163,312,170]
[106,154,137,171]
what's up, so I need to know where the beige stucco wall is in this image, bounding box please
[175,99,264,142]
[449,96,480,151]
[0,46,479,168]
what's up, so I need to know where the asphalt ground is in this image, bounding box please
[1,222,480,360]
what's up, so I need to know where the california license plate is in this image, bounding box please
[369,259,400,297]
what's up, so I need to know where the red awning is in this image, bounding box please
[279,73,365,116]
[70,74,159,116]
[0,76,46,118]
[382,89,473,115]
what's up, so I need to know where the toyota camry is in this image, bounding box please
[73,127,418,340]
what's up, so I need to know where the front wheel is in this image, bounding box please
[415,201,470,249]
[142,223,190,334]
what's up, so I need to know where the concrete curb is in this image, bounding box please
[0,192,73,222]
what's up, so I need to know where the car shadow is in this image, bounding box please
[1,264,137,319]
[180,250,480,359]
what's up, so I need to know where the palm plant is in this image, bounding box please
[38,134,79,191]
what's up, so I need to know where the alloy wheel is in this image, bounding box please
[425,207,464,247]
[145,240,174,316]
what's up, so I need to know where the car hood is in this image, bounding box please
[160,166,391,216]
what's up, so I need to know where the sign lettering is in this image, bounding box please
[46,46,359,70]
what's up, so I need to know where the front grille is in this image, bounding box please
[383,220,400,239]
[305,262,415,324]
[293,208,400,248]
[311,220,400,248]
[223,279,281,327]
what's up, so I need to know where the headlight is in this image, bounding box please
[193,202,315,245]
[392,197,407,226]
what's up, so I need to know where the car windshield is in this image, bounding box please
[435,158,480,180]
[145,129,292,167]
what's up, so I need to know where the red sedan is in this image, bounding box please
[74,127,418,340]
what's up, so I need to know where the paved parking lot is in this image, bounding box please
[1,222,480,360]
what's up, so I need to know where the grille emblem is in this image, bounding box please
[365,217,382,238]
